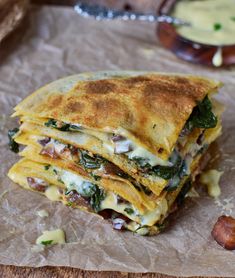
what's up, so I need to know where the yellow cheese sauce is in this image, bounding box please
[200,169,223,198]
[172,0,235,46]
[212,47,223,67]
[36,229,65,245]
[37,209,49,218]
[45,186,62,201]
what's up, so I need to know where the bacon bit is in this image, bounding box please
[66,190,90,208]
[103,162,124,176]
[27,177,48,192]
[212,215,235,250]
[38,137,51,146]
[69,146,78,156]
[40,146,59,159]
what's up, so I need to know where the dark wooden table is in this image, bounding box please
[0,265,224,278]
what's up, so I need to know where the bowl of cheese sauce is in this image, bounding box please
[157,0,235,67]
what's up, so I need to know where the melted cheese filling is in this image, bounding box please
[51,166,168,226]
[200,169,223,198]
[64,124,171,167]
[45,186,62,201]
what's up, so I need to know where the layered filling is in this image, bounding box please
[8,94,222,235]
[10,158,193,235]
[33,95,220,192]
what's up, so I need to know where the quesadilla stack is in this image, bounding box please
[8,71,223,235]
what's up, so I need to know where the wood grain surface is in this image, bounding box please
[0,265,226,278]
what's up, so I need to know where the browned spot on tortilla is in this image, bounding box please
[144,81,183,97]
[174,76,190,85]
[88,98,134,127]
[48,95,63,108]
[65,101,83,113]
[84,80,116,94]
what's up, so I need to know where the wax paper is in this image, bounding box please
[0,5,235,276]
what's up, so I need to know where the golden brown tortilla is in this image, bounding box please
[13,72,221,158]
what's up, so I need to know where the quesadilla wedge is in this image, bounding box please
[8,71,223,235]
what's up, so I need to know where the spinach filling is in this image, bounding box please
[89,186,106,212]
[124,208,134,215]
[65,182,105,212]
[131,157,150,168]
[162,159,187,192]
[44,119,82,132]
[176,178,192,206]
[78,149,107,169]
[132,152,187,191]
[151,156,185,180]
[8,128,20,153]
[41,240,53,246]
[183,95,217,133]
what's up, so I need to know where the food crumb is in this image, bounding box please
[36,229,65,246]
[37,209,49,218]
[137,48,155,59]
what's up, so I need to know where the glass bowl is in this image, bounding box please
[156,0,235,67]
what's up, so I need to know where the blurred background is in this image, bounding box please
[31,0,160,12]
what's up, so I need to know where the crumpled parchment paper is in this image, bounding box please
[0,5,235,277]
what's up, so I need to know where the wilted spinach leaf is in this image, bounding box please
[41,240,53,246]
[184,96,217,132]
[90,186,105,212]
[8,128,19,153]
[44,119,82,132]
[124,208,134,214]
[151,154,185,180]
[131,157,151,168]
[45,119,70,131]
[79,150,106,169]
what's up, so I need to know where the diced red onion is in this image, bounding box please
[112,218,126,230]
[27,177,48,192]
[38,137,51,146]
[66,190,90,208]
[114,140,132,154]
